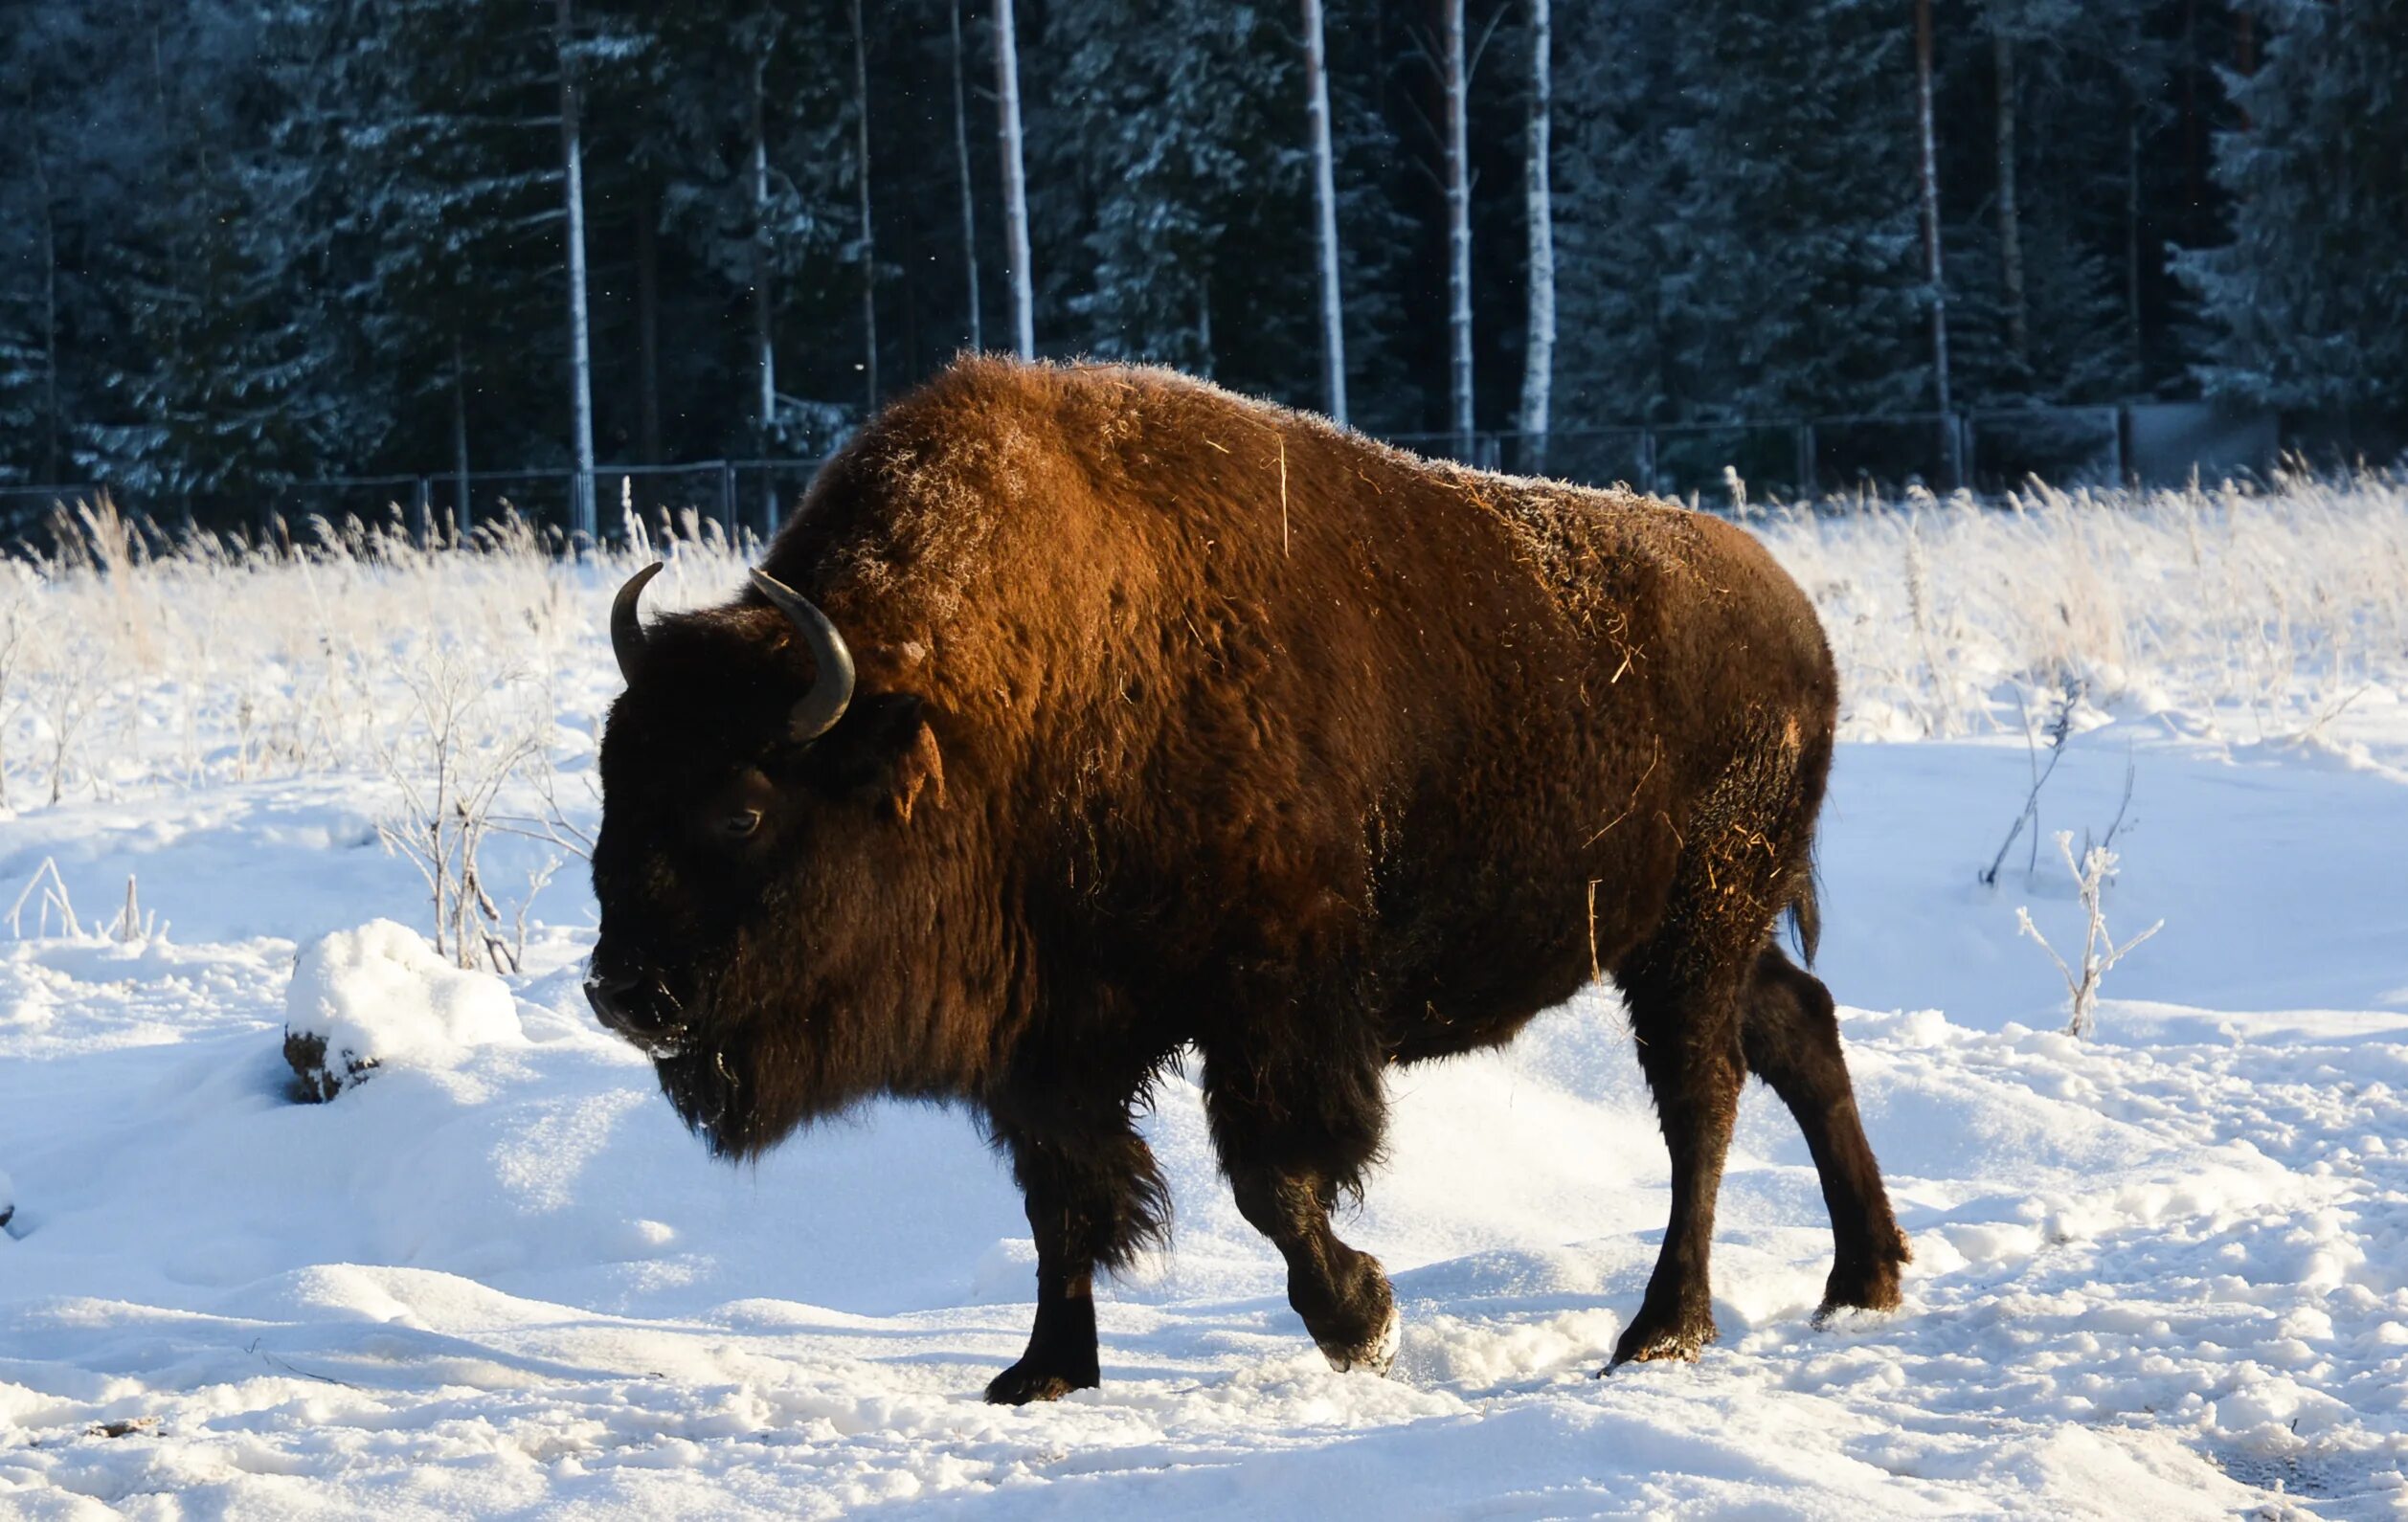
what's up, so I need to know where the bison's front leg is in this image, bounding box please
[984,1089,1168,1405]
[1204,1046,1399,1375]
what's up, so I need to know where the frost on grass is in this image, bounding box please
[2016,831,2165,1038]
[1755,469,2408,749]
[283,920,522,1101]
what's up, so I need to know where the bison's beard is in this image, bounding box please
[644,942,964,1160]
[648,1016,868,1162]
[653,1038,760,1160]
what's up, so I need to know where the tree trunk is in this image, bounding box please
[1197,278,1214,380]
[1302,0,1347,424]
[451,331,471,536]
[1914,0,1954,486]
[635,187,663,464]
[1992,28,2026,370]
[557,0,596,539]
[1444,0,1473,459]
[849,0,878,411]
[2127,98,2144,378]
[29,134,62,484]
[950,0,982,352]
[750,56,777,457]
[995,0,1035,360]
[1518,0,1554,469]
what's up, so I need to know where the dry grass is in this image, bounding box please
[1754,469,2408,749]
[4,469,2403,814]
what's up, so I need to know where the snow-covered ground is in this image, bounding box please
[3,479,2406,1517]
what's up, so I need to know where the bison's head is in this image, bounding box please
[587,563,950,1157]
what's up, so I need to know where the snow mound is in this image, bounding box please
[283,921,521,1100]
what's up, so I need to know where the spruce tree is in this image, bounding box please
[2179,0,2408,416]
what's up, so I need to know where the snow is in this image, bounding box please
[4,481,2408,1515]
[284,920,523,1096]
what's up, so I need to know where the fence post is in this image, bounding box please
[1640,429,1656,496]
[413,478,431,548]
[718,460,736,534]
[2109,407,2127,486]
[1796,423,1815,500]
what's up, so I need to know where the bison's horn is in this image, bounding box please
[612,562,664,685]
[749,569,856,743]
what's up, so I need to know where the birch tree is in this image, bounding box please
[995,0,1034,360]
[557,0,596,539]
[848,0,877,410]
[1518,0,1555,470]
[9,125,63,483]
[1913,0,1954,486]
[951,0,982,352]
[749,53,776,459]
[1443,0,1474,459]
[1302,0,1346,424]
[1992,25,2027,369]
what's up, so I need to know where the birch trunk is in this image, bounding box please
[1913,0,1955,486]
[951,0,982,352]
[750,57,777,455]
[1992,29,2027,369]
[1302,0,1347,424]
[635,188,663,463]
[28,133,61,483]
[451,332,471,536]
[1518,0,1554,469]
[2127,100,2144,376]
[995,0,1035,360]
[849,0,878,410]
[1444,0,1473,459]
[557,0,596,539]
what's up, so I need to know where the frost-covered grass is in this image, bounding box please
[6,471,2405,817]
[3,474,2407,1516]
[0,502,754,809]
[1755,471,2408,757]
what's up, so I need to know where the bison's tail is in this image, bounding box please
[1784,857,1823,969]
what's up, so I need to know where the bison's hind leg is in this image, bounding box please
[1607,946,1748,1369]
[1739,944,1910,1318]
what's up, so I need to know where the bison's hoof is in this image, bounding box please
[1604,1306,1716,1371]
[1319,1303,1402,1377]
[1813,1236,1911,1323]
[983,1360,1094,1405]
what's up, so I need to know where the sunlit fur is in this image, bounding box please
[589,356,1907,1401]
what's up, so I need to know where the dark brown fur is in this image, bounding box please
[589,356,1908,1403]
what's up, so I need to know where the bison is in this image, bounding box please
[587,356,1908,1403]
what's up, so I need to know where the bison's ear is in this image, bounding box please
[830,691,945,822]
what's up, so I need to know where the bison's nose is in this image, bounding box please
[585,971,685,1046]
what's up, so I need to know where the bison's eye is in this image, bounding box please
[722,807,764,840]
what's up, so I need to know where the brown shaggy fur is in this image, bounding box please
[588,356,1908,1404]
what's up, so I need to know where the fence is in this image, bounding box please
[1392,405,2143,504]
[0,459,831,546]
[0,401,2294,543]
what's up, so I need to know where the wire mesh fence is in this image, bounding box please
[0,399,2289,548]
[0,460,835,548]
[1392,405,2139,504]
